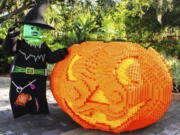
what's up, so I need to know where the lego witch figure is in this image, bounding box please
[3,1,68,118]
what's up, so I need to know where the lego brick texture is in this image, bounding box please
[50,41,173,133]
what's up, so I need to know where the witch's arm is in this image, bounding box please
[45,44,68,63]
[3,27,20,55]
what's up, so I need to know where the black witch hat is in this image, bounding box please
[20,0,55,30]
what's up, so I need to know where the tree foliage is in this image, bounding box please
[0,0,179,43]
[0,0,179,74]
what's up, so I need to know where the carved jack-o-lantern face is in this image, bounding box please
[51,42,172,133]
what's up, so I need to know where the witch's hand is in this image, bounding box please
[59,48,69,57]
[7,27,20,38]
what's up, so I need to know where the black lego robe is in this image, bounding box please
[3,36,68,118]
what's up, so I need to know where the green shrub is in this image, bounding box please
[146,41,180,58]
[166,56,180,93]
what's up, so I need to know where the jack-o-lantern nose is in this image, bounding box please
[89,90,110,104]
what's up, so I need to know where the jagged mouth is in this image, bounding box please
[31,32,38,36]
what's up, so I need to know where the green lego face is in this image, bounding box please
[22,24,44,46]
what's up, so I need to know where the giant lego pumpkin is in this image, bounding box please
[50,41,172,133]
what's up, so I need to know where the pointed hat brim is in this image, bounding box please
[20,0,55,30]
[21,22,55,30]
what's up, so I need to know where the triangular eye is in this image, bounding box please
[31,26,34,30]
